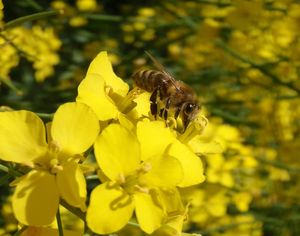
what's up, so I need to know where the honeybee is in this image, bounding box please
[132,52,200,130]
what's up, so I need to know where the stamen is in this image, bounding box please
[48,140,61,153]
[138,162,152,174]
[117,173,126,184]
[134,185,149,194]
[179,115,208,143]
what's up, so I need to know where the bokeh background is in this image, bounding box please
[1,0,300,235]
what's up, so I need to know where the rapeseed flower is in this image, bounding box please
[87,123,183,234]
[0,102,99,226]
[76,51,133,123]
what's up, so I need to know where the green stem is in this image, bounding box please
[0,78,23,95]
[82,13,123,22]
[128,221,140,227]
[214,39,300,94]
[0,174,11,186]
[2,10,61,31]
[0,163,23,177]
[36,112,54,119]
[56,207,64,236]
[60,199,86,221]
[86,174,99,180]
[12,225,28,236]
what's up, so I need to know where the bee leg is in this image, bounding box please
[164,97,171,121]
[159,108,164,117]
[150,88,159,119]
[174,107,180,120]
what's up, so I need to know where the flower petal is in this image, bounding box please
[87,51,129,97]
[139,155,183,187]
[56,161,87,211]
[12,170,59,226]
[76,74,119,120]
[188,138,223,155]
[51,102,99,155]
[86,182,134,234]
[168,141,205,187]
[134,191,164,234]
[94,124,140,181]
[0,110,47,163]
[21,227,82,236]
[137,121,176,161]
[127,92,151,119]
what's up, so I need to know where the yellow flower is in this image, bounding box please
[76,51,132,122]
[0,102,99,226]
[87,123,183,234]
[76,0,98,11]
[137,120,205,187]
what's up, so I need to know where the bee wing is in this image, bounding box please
[145,51,181,91]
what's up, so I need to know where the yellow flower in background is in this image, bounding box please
[0,102,99,226]
[76,0,98,11]
[0,25,61,82]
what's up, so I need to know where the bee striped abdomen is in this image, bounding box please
[132,70,169,93]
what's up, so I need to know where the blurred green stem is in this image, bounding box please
[0,163,23,177]
[257,156,300,174]
[12,226,28,236]
[215,39,300,94]
[56,207,64,236]
[82,13,123,22]
[0,78,22,95]
[60,199,86,221]
[2,10,61,31]
[36,112,54,119]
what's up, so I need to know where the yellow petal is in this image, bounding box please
[188,138,223,155]
[118,112,135,131]
[87,51,129,97]
[12,170,59,226]
[151,225,179,236]
[51,102,99,155]
[21,227,82,236]
[56,161,87,211]
[94,124,140,181]
[134,191,164,234]
[168,141,205,187]
[0,110,47,163]
[139,155,183,187]
[86,182,134,234]
[137,120,176,161]
[76,74,119,120]
[127,92,151,119]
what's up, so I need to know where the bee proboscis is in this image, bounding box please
[132,52,200,131]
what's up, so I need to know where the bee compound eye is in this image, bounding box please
[185,103,194,113]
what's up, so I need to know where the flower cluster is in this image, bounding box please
[0,2,61,83]
[0,51,216,235]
